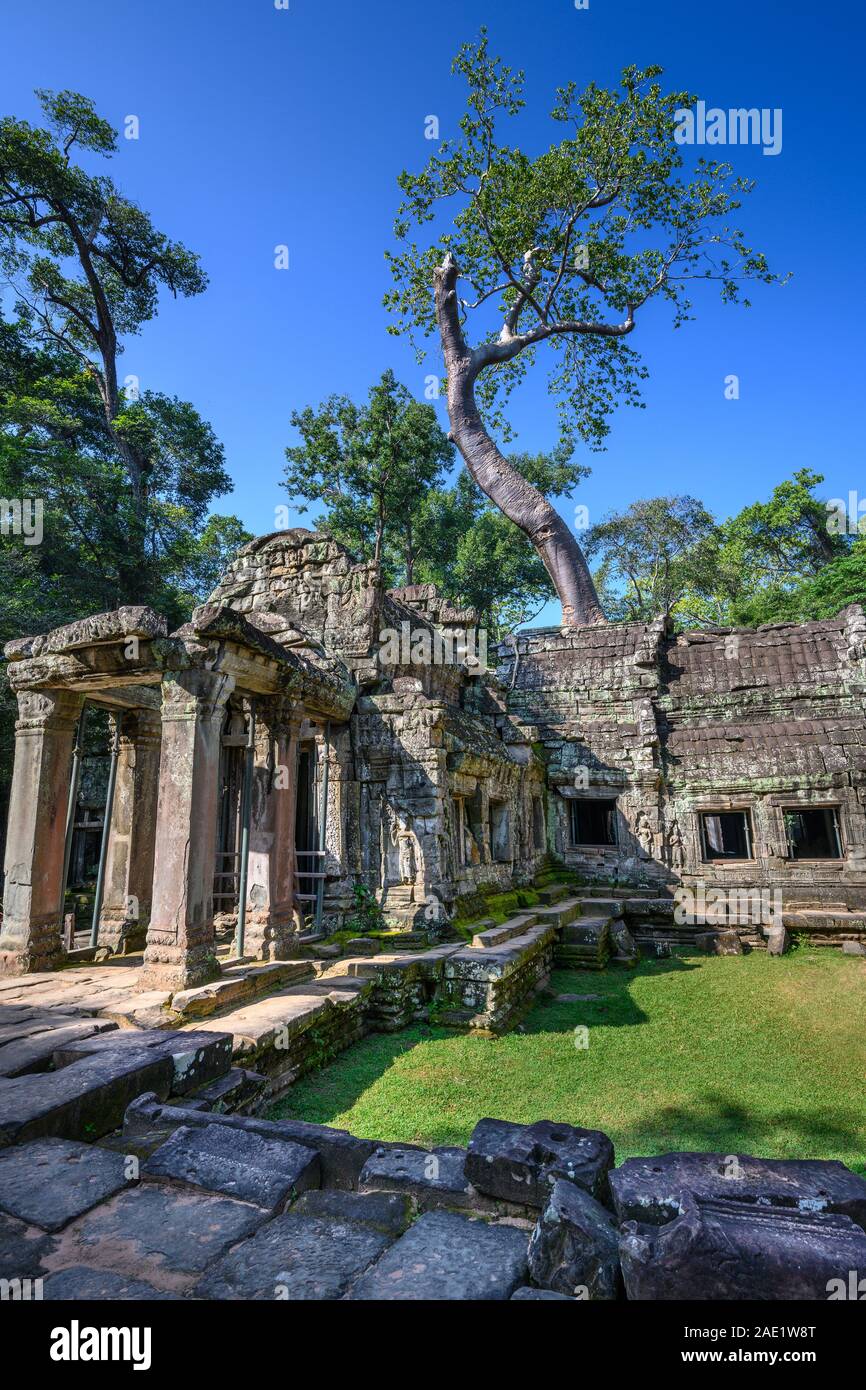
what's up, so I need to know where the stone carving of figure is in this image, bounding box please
[668,817,685,874]
[635,810,654,859]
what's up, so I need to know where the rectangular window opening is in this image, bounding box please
[699,810,753,861]
[783,806,842,860]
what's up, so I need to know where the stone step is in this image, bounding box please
[572,896,625,917]
[469,914,537,949]
[532,897,584,929]
[189,977,372,1092]
[171,960,315,1022]
[535,884,571,905]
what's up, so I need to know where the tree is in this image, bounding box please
[416,446,591,636]
[283,370,453,583]
[386,33,783,625]
[585,495,716,622]
[696,470,858,626]
[0,89,217,593]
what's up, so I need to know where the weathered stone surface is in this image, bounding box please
[0,1050,174,1148]
[842,939,866,956]
[766,926,790,956]
[466,1118,615,1208]
[292,1188,412,1237]
[55,1028,234,1097]
[511,1285,574,1300]
[41,1266,180,1300]
[620,1194,866,1300]
[0,1020,117,1078]
[610,1152,866,1231]
[0,1211,56,1278]
[143,1123,320,1210]
[349,1209,528,1300]
[194,1211,390,1299]
[359,1145,477,1211]
[527,1178,621,1299]
[0,1138,132,1231]
[47,1185,268,1292]
[123,1093,377,1189]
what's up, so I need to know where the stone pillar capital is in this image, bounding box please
[14,688,82,736]
[159,670,235,724]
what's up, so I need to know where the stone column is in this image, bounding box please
[98,707,161,953]
[138,670,234,992]
[243,699,301,960]
[1,688,82,975]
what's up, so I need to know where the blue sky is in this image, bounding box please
[2,0,864,623]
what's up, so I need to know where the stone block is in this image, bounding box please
[0,1138,133,1232]
[359,1145,476,1211]
[348,1209,529,1300]
[292,1188,412,1237]
[51,1184,268,1291]
[610,1152,866,1231]
[0,1212,56,1278]
[466,1118,615,1208]
[527,1178,622,1299]
[194,1211,390,1300]
[620,1193,866,1300]
[0,1050,174,1148]
[143,1123,320,1211]
[511,1285,574,1300]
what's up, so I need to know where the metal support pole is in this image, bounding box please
[234,702,256,959]
[314,721,330,932]
[61,703,88,932]
[90,715,121,949]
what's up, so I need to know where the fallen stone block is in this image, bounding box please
[527,1178,622,1299]
[0,1138,133,1232]
[620,1194,866,1300]
[0,1020,117,1079]
[348,1209,529,1300]
[194,1211,390,1300]
[0,1050,174,1148]
[123,1093,376,1189]
[53,1029,234,1098]
[143,1123,320,1211]
[466,1118,615,1208]
[610,1152,866,1232]
[292,1189,412,1238]
[842,940,866,956]
[359,1145,477,1211]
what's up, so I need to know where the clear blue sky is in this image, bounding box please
[2,0,864,623]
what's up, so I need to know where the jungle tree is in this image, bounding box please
[386,33,782,625]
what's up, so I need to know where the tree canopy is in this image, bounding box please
[386,32,784,624]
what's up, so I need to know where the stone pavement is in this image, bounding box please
[2,1103,865,1301]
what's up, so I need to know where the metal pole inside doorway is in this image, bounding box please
[89,715,121,949]
[234,701,256,959]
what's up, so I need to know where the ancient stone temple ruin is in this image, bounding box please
[2,527,866,990]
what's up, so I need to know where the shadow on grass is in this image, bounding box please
[618,1093,866,1176]
[524,952,701,1035]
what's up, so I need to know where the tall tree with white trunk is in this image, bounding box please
[386,33,783,626]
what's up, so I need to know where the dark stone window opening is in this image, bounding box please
[784,807,842,860]
[700,810,753,861]
[489,800,512,863]
[569,798,618,847]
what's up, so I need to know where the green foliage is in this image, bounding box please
[0,90,249,812]
[386,32,783,448]
[284,370,452,580]
[587,472,864,629]
[344,883,386,936]
[585,495,716,622]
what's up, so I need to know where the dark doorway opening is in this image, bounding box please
[569,798,618,847]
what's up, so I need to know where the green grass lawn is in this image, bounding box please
[269,948,866,1174]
